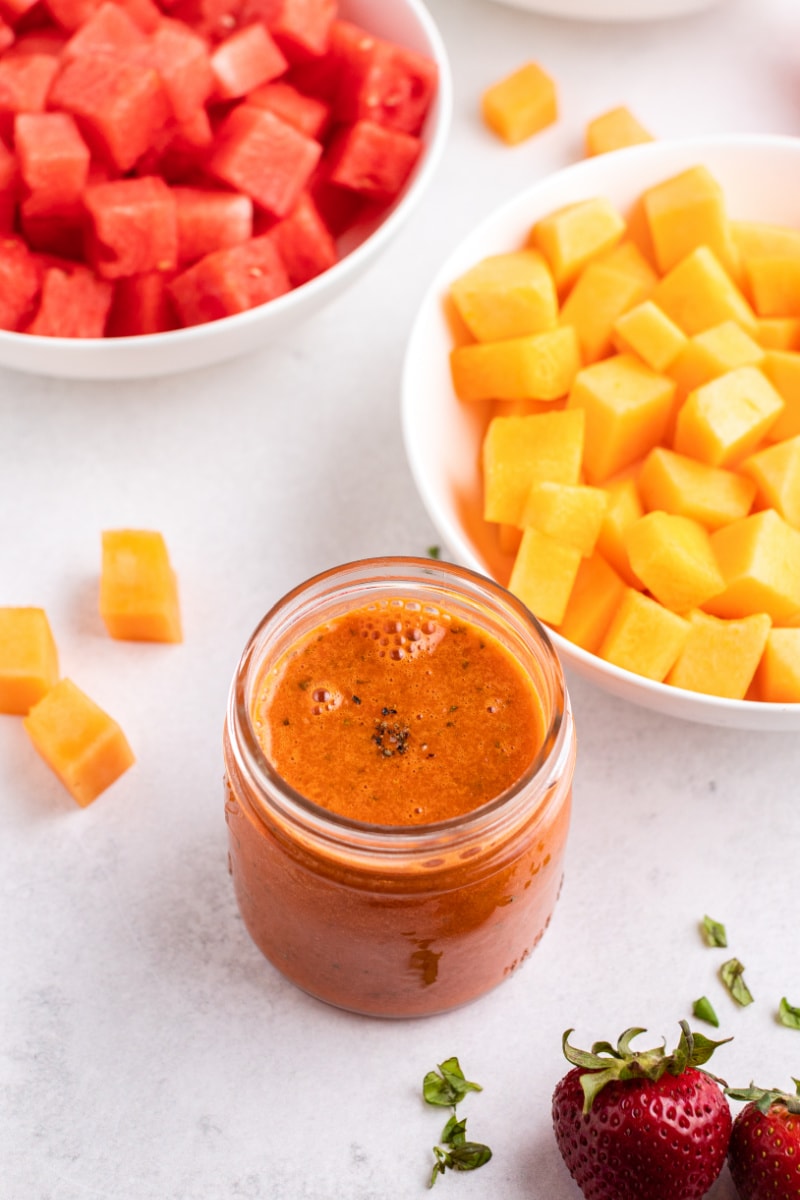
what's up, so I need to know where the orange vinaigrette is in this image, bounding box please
[223,558,575,1018]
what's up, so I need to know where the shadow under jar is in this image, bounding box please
[223,557,575,1018]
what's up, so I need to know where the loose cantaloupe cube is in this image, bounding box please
[642,165,738,278]
[612,300,687,372]
[449,250,557,342]
[665,609,772,699]
[600,240,659,290]
[482,409,585,525]
[566,353,675,483]
[623,511,725,613]
[450,326,580,403]
[585,106,653,157]
[742,256,800,318]
[598,587,690,681]
[761,350,800,440]
[530,196,626,293]
[705,509,800,622]
[507,527,582,626]
[755,317,800,352]
[739,434,800,528]
[0,607,59,715]
[731,219,800,263]
[651,246,758,339]
[596,476,644,587]
[673,366,784,468]
[23,678,135,806]
[560,261,652,363]
[100,529,182,643]
[668,321,765,401]
[556,551,625,653]
[519,481,607,554]
[637,447,755,531]
[481,62,557,145]
[755,627,800,702]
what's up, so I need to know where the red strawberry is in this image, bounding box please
[726,1080,800,1199]
[551,1021,732,1200]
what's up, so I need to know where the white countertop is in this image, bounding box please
[2,1,800,1196]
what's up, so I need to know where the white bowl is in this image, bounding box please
[485,0,726,20]
[402,134,800,731]
[0,0,451,380]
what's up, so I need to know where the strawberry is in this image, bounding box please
[551,1021,732,1200]
[726,1080,800,1199]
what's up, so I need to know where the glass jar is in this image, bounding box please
[223,557,575,1018]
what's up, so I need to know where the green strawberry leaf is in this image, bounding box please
[720,958,754,1007]
[423,1057,482,1107]
[702,915,728,947]
[692,996,720,1028]
[778,996,800,1030]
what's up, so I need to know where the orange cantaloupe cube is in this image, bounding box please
[556,551,625,654]
[668,321,765,401]
[739,434,800,529]
[508,527,582,626]
[598,587,690,681]
[519,481,607,554]
[761,350,800,441]
[623,511,725,613]
[585,106,653,157]
[637,447,755,531]
[599,240,659,290]
[612,300,687,372]
[754,316,800,352]
[566,353,675,483]
[731,219,800,263]
[665,609,772,699]
[596,476,644,587]
[481,62,557,145]
[0,607,59,715]
[740,245,800,318]
[449,249,557,343]
[650,246,758,339]
[673,366,784,468]
[99,529,182,643]
[482,409,585,525]
[642,165,738,278]
[23,677,135,806]
[560,260,652,364]
[704,509,800,622]
[755,627,800,702]
[450,326,580,403]
[530,196,626,293]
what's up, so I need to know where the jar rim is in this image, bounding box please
[226,556,572,853]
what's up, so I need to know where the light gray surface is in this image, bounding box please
[2,1,799,1197]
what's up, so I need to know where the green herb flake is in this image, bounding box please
[702,915,728,948]
[778,996,800,1030]
[720,958,754,1007]
[422,1057,482,1108]
[429,1140,492,1187]
[692,996,720,1028]
[427,545,441,559]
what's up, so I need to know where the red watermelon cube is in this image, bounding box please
[334,33,438,137]
[0,18,14,53]
[267,0,336,63]
[138,18,214,122]
[167,233,291,325]
[0,135,18,231]
[107,271,176,335]
[210,21,287,101]
[25,263,113,337]
[61,2,148,60]
[14,112,91,216]
[174,185,253,264]
[84,175,179,278]
[267,189,335,286]
[0,234,42,328]
[0,54,59,139]
[325,119,420,201]
[244,79,330,140]
[208,104,321,218]
[5,29,68,57]
[45,0,159,32]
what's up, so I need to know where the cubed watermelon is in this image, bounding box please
[244,79,330,139]
[325,118,420,201]
[5,29,68,57]
[0,135,18,230]
[20,205,85,259]
[267,0,336,63]
[136,18,214,122]
[210,21,287,101]
[173,185,252,263]
[0,234,42,328]
[1,0,40,20]
[45,0,160,32]
[167,232,290,324]
[14,112,91,216]
[208,103,321,217]
[84,175,178,278]
[0,54,59,139]
[107,271,176,334]
[140,109,214,182]
[167,0,243,43]
[0,18,14,54]
[25,263,112,336]
[267,189,335,286]
[334,31,438,137]
[61,1,148,60]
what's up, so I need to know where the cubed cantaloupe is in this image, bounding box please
[585,106,653,157]
[556,551,625,653]
[598,587,690,681]
[450,326,580,402]
[755,627,800,701]
[519,481,607,553]
[449,250,557,342]
[642,165,738,278]
[742,255,800,318]
[508,527,582,626]
[596,475,644,587]
[673,365,784,467]
[566,353,675,483]
[755,316,800,352]
[530,196,626,293]
[623,511,725,613]
[612,300,687,372]
[560,260,652,363]
[99,529,182,643]
[481,62,557,145]
[600,240,659,290]
[482,409,585,525]
[761,350,800,440]
[23,677,135,806]
[668,320,765,400]
[731,219,800,262]
[637,446,755,531]
[650,246,758,339]
[665,609,771,699]
[739,434,800,528]
[705,508,800,622]
[0,607,59,715]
